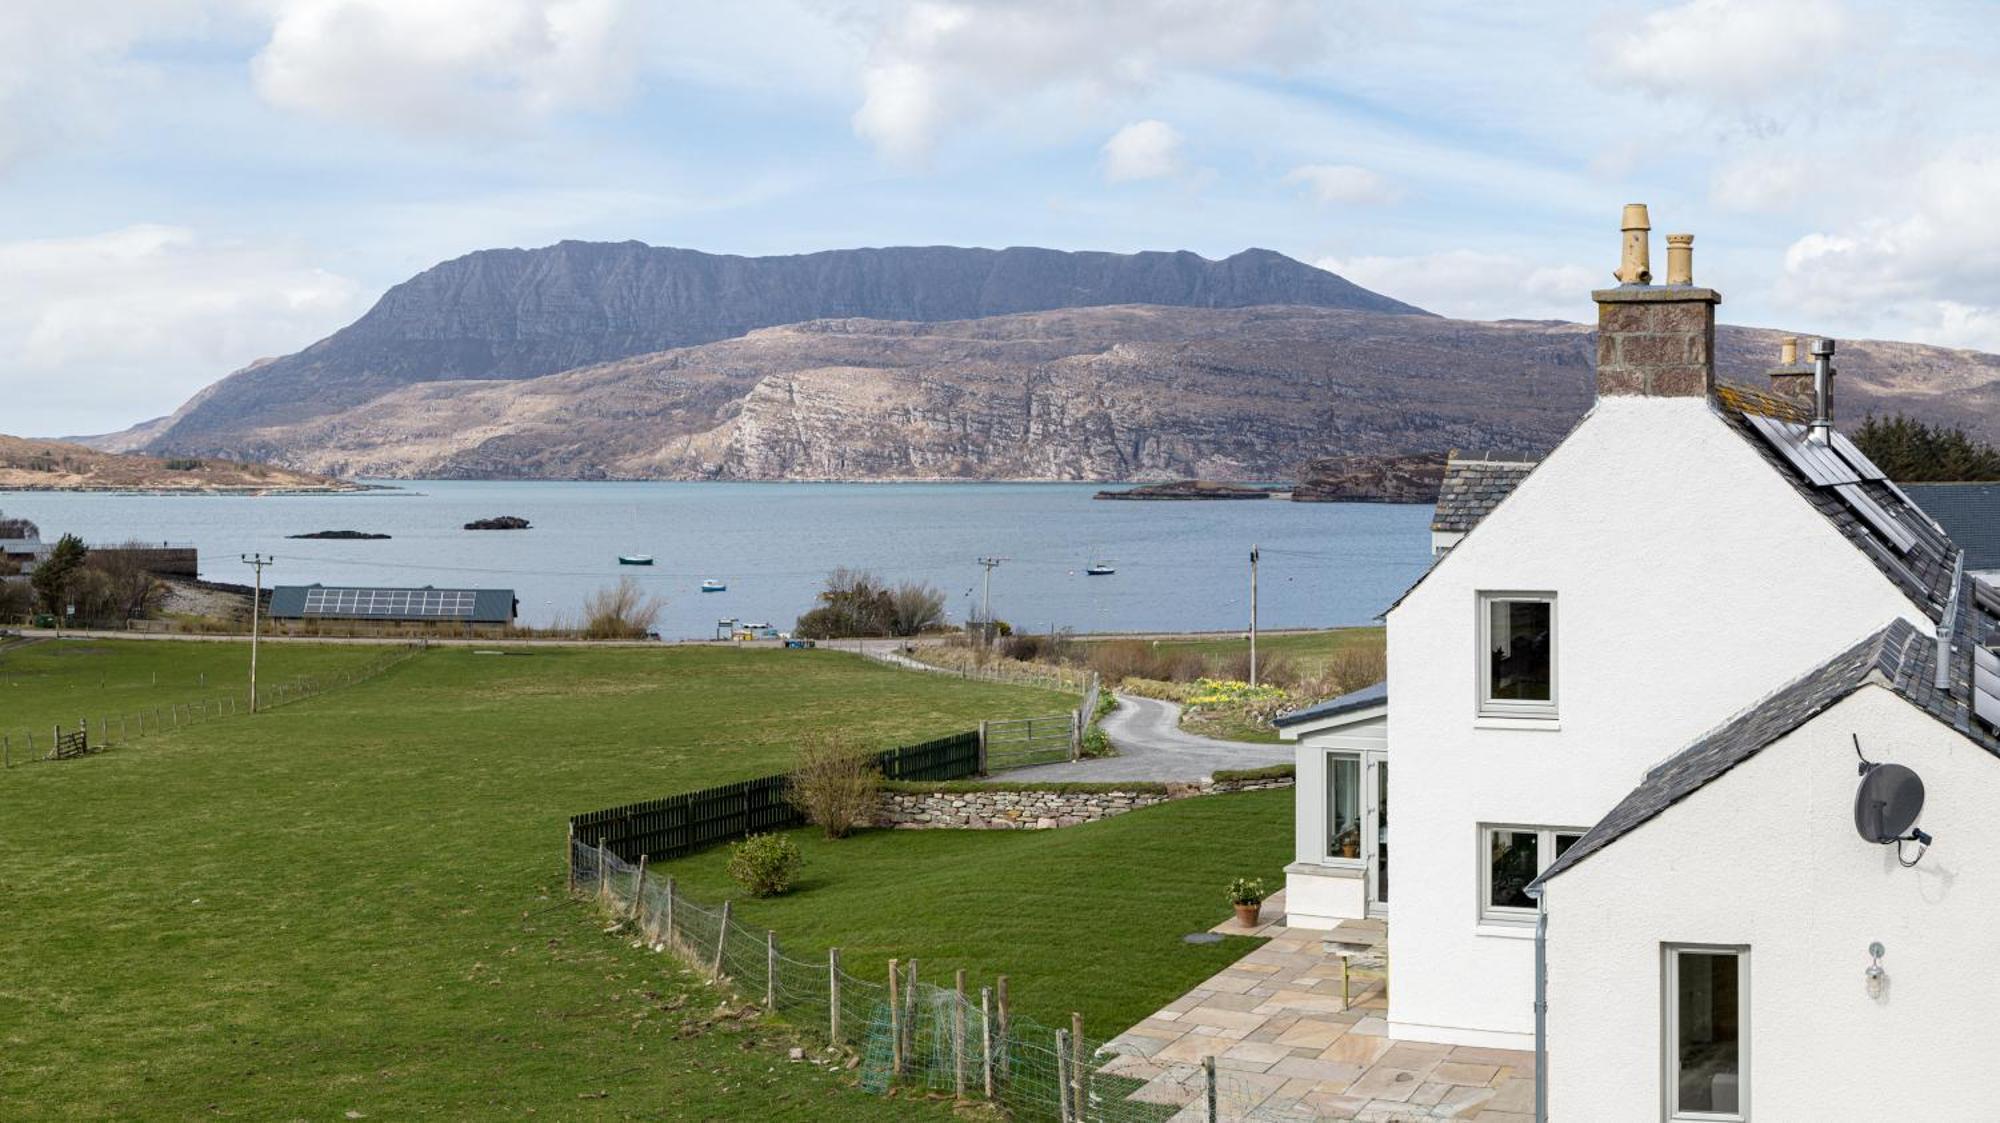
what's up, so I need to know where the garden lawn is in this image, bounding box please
[0,642,1071,1120]
[650,788,1294,1038]
[0,636,401,743]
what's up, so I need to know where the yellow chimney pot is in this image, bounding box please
[1665,233,1694,286]
[1617,203,1652,285]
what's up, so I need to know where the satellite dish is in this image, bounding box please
[1854,763,1926,844]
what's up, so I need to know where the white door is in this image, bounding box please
[1368,756,1388,916]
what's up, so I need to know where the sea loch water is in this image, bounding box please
[0,481,1432,637]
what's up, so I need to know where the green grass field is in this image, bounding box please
[650,788,1291,1037]
[0,642,1084,1119]
[1104,626,1385,676]
[0,637,401,742]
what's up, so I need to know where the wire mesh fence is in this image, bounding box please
[569,839,1310,1121]
[0,643,423,770]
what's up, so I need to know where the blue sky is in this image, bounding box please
[4,0,1997,437]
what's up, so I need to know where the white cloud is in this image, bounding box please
[1709,156,1810,212]
[0,0,214,174]
[1101,120,1184,182]
[850,0,1325,163]
[1283,163,1397,206]
[1777,141,2000,349]
[1318,250,1598,322]
[0,225,363,437]
[1598,0,1850,101]
[250,0,642,134]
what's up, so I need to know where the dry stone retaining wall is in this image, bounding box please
[876,775,1292,831]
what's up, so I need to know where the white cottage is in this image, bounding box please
[1280,205,2000,1117]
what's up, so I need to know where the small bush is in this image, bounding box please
[726,833,803,897]
[1325,645,1387,694]
[581,577,664,639]
[1078,725,1114,759]
[787,735,882,839]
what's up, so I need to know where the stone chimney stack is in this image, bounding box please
[1594,204,1720,398]
[1768,336,1814,402]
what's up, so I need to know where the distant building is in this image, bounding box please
[1428,453,1537,555]
[268,584,517,632]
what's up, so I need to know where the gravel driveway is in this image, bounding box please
[1000,693,1291,782]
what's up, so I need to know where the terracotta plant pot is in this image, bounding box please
[1233,902,1262,927]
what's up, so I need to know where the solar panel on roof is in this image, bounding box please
[1745,413,1862,486]
[1829,429,1889,482]
[1832,483,1918,553]
[1975,656,2000,731]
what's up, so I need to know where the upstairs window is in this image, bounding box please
[1480,593,1556,718]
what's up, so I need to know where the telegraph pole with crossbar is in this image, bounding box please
[975,557,1007,645]
[241,554,272,712]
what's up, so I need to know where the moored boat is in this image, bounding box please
[618,554,654,565]
[1085,561,1116,576]
[700,579,727,592]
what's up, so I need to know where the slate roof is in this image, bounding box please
[1539,567,2000,887]
[1274,680,1387,728]
[1904,484,2000,573]
[1431,454,1539,534]
[1712,383,1960,622]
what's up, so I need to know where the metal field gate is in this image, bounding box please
[981,713,1077,768]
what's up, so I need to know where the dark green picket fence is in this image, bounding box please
[571,730,980,862]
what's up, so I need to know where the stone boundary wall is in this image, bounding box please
[877,775,1293,831]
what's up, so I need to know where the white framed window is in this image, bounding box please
[1664,944,1748,1122]
[1479,824,1584,923]
[1478,592,1557,718]
[1325,752,1364,864]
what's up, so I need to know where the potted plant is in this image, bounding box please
[1229,877,1267,927]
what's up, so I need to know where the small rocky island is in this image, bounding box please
[464,516,531,530]
[1291,453,1448,503]
[288,530,391,540]
[1094,480,1274,501]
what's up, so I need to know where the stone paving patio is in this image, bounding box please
[1098,914,1535,1121]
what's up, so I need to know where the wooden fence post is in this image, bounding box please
[904,959,918,1066]
[1204,1055,1218,1123]
[829,948,843,1044]
[565,823,576,895]
[596,841,608,908]
[980,985,993,1100]
[1071,1011,1086,1117]
[765,930,777,1011]
[996,975,1011,1083]
[953,968,967,1099]
[1071,708,1082,761]
[1055,1029,1073,1123]
[631,854,647,924]
[887,958,902,1076]
[664,876,676,951]
[713,900,731,978]
[977,720,989,774]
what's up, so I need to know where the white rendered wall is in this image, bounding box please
[1287,714,1385,926]
[1386,397,1931,1048]
[1546,687,2000,1119]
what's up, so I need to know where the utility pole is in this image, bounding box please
[1249,545,1260,687]
[975,557,1007,645]
[241,554,272,712]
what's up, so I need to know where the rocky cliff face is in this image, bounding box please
[1293,454,1448,503]
[142,242,1427,448]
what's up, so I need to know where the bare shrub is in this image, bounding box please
[787,735,882,839]
[1326,644,1388,693]
[581,577,664,639]
[1087,639,1206,684]
[1002,629,1076,664]
[0,579,29,623]
[889,580,947,635]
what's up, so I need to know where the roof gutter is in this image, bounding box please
[1525,881,1548,1123]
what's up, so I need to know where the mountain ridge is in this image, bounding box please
[139,241,1427,448]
